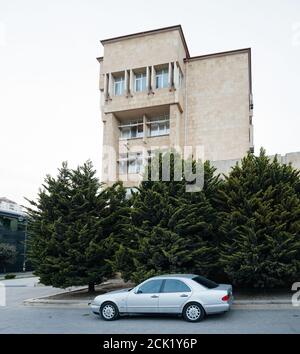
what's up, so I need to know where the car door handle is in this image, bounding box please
[151,295,159,298]
[180,294,188,297]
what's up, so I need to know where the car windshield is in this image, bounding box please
[192,275,218,289]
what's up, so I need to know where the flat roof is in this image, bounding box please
[0,209,26,218]
[100,24,190,58]
[185,47,251,62]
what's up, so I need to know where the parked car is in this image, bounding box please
[90,274,233,322]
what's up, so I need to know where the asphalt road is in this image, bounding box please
[0,277,300,334]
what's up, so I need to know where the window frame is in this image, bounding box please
[119,120,144,140]
[147,115,170,137]
[136,279,164,294]
[118,151,143,175]
[160,279,192,293]
[134,72,147,92]
[155,67,169,89]
[114,75,125,96]
[192,275,218,289]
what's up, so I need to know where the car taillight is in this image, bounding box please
[222,294,230,302]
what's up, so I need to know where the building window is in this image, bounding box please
[155,68,169,89]
[114,75,125,96]
[135,72,147,92]
[119,152,143,174]
[148,114,170,137]
[119,119,143,139]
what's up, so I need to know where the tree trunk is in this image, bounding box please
[88,282,95,293]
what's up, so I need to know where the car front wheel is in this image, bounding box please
[100,302,119,321]
[182,302,205,322]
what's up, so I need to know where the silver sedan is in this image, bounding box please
[90,274,233,322]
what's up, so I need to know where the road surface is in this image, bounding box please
[0,277,299,334]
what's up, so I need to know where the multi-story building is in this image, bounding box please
[0,197,24,215]
[97,25,254,187]
[0,198,27,272]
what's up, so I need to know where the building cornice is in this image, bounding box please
[184,47,251,62]
[100,25,190,58]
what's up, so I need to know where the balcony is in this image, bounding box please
[104,87,183,114]
[102,62,184,114]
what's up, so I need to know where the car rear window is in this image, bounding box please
[192,276,218,289]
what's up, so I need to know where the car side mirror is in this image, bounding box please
[136,289,143,294]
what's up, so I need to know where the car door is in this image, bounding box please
[126,279,163,313]
[158,279,192,313]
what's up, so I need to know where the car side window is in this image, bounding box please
[138,280,163,294]
[162,279,191,293]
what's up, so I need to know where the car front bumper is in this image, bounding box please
[89,302,100,315]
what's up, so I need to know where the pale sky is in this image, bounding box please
[0,0,300,206]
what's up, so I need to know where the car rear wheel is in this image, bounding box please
[183,302,205,322]
[100,302,119,321]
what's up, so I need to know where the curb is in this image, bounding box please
[23,299,89,307]
[23,297,293,308]
[234,300,292,305]
[23,286,90,307]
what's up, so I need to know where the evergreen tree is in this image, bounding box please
[26,161,127,291]
[113,152,221,283]
[0,243,17,273]
[217,149,300,288]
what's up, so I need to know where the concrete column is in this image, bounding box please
[146,66,150,93]
[108,73,113,98]
[104,74,108,100]
[168,62,173,89]
[151,66,156,92]
[129,69,134,95]
[169,104,182,149]
[102,113,118,185]
[173,62,179,89]
[125,70,129,96]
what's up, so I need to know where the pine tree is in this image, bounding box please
[113,152,221,283]
[0,243,17,273]
[217,149,300,288]
[26,161,127,291]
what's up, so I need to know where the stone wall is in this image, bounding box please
[185,51,252,162]
[212,151,300,177]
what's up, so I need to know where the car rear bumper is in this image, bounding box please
[204,300,233,314]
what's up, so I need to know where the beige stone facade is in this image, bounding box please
[98,25,254,187]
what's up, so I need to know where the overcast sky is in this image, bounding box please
[0,0,300,206]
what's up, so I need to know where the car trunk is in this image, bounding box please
[215,284,233,303]
[215,284,232,294]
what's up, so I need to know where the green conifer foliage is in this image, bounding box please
[26,161,127,292]
[218,149,300,288]
[113,152,221,283]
